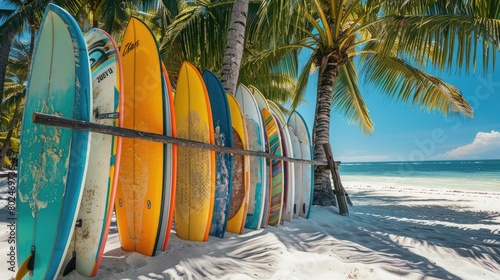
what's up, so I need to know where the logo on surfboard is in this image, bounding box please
[97,68,114,83]
[122,40,139,57]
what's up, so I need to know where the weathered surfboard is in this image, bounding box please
[203,70,234,238]
[235,84,267,230]
[16,4,92,279]
[226,94,250,234]
[248,85,272,228]
[61,27,123,277]
[174,62,215,241]
[115,17,172,256]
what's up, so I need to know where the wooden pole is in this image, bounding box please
[322,143,349,216]
[33,112,329,166]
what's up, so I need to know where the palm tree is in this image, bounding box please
[0,0,161,97]
[252,0,500,205]
[159,0,297,102]
[219,0,249,95]
[159,1,232,84]
[0,1,42,100]
[0,94,23,168]
[0,37,29,168]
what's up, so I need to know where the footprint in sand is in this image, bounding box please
[347,268,359,279]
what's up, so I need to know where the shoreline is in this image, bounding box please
[1,179,499,279]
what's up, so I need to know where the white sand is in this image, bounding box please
[1,178,499,279]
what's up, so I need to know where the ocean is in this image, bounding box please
[338,159,500,192]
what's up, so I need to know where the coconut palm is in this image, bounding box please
[252,0,500,205]
[160,0,234,83]
[0,0,44,100]
[0,37,29,168]
[159,0,297,102]
[0,0,161,98]
[71,0,160,34]
[158,0,252,95]
[0,94,23,168]
[219,0,249,95]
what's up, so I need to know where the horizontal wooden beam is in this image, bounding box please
[32,112,337,166]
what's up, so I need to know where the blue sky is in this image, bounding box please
[295,57,500,162]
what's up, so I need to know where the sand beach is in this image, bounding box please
[1,176,499,280]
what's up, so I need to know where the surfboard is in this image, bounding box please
[268,101,295,223]
[156,61,177,252]
[287,111,313,219]
[248,86,271,228]
[262,109,284,226]
[202,70,234,238]
[226,94,250,234]
[61,28,123,278]
[115,17,171,256]
[16,4,92,280]
[234,84,267,230]
[174,61,215,242]
[287,125,302,219]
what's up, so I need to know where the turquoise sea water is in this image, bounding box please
[338,159,500,192]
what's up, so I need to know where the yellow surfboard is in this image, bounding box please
[115,17,166,256]
[226,94,250,234]
[174,61,215,241]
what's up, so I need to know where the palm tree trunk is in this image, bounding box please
[312,53,344,206]
[0,97,22,169]
[220,0,248,95]
[0,29,16,100]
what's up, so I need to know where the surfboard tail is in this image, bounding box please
[16,246,35,280]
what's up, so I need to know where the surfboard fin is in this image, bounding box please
[16,246,35,280]
[63,251,76,276]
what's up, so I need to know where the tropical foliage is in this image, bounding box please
[0,37,29,167]
[158,0,297,102]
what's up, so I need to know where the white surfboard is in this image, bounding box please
[288,111,313,219]
[62,28,123,277]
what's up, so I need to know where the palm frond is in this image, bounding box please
[373,9,500,73]
[333,60,374,135]
[160,1,231,73]
[98,0,130,34]
[360,52,473,117]
[291,54,316,109]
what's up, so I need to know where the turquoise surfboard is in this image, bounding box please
[16,3,92,280]
[248,86,272,228]
[235,84,267,230]
[203,70,234,238]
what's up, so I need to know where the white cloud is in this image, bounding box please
[432,130,500,160]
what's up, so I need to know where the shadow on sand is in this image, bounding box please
[66,191,500,280]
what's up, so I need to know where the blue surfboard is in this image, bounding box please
[16,3,92,280]
[203,70,234,238]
